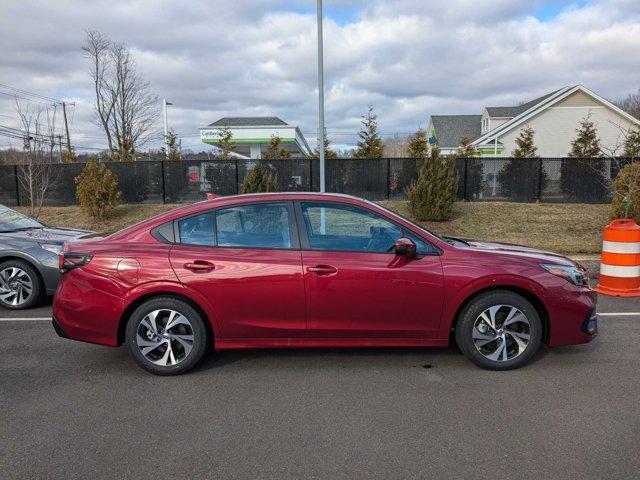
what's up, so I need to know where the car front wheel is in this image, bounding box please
[125,297,209,375]
[455,290,542,370]
[0,260,43,310]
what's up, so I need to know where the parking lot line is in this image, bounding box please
[0,317,52,322]
[598,312,640,316]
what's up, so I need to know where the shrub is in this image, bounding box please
[75,161,122,218]
[611,162,640,221]
[405,147,458,221]
[241,163,278,193]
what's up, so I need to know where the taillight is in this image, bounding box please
[59,253,92,273]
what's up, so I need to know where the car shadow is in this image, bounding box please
[192,345,464,373]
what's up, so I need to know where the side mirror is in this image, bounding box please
[394,237,416,258]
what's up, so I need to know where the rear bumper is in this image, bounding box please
[52,275,124,347]
[51,315,69,339]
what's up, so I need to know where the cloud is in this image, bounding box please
[0,0,639,151]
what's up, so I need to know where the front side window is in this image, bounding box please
[300,202,402,253]
[216,203,291,249]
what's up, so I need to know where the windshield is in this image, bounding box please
[0,205,43,232]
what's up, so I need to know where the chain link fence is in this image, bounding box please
[0,157,629,207]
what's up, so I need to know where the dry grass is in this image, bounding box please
[18,204,180,236]
[19,201,610,255]
[380,201,610,256]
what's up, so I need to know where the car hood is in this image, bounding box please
[0,227,97,245]
[456,238,576,266]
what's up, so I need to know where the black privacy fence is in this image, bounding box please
[0,157,632,207]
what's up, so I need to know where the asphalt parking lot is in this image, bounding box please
[2,295,640,480]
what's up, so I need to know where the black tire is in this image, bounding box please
[455,290,542,371]
[125,296,209,376]
[0,259,44,310]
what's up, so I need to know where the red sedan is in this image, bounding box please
[52,193,597,375]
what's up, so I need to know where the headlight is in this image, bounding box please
[39,243,63,255]
[541,264,588,286]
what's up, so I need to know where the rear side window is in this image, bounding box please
[178,212,215,246]
[215,203,292,249]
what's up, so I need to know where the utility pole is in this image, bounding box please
[61,102,72,154]
[163,99,172,159]
[317,0,325,193]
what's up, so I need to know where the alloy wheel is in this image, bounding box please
[0,267,33,307]
[135,309,195,366]
[472,304,531,362]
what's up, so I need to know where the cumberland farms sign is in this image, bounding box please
[200,128,296,144]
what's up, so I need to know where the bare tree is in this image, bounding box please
[616,89,640,120]
[83,31,158,160]
[382,133,409,157]
[83,30,115,153]
[15,100,57,218]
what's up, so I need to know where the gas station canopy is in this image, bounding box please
[200,117,311,158]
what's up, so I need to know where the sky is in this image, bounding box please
[1,0,639,153]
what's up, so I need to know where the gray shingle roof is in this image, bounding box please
[208,117,288,127]
[485,89,564,118]
[431,115,482,148]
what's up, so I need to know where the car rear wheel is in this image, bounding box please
[0,260,43,310]
[125,297,209,375]
[455,290,542,370]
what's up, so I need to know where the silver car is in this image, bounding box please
[0,204,93,310]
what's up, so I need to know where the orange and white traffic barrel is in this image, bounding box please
[595,219,640,297]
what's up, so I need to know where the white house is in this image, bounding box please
[200,117,311,159]
[428,85,640,157]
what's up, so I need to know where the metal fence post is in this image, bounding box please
[462,158,469,201]
[386,158,391,199]
[537,158,543,202]
[14,164,20,206]
[235,159,240,194]
[160,160,166,204]
[309,158,313,192]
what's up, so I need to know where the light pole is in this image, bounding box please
[317,0,325,193]
[163,98,173,158]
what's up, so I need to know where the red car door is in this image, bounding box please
[297,201,444,338]
[169,201,306,339]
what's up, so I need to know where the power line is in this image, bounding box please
[0,83,65,104]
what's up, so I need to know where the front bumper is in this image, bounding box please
[547,287,598,346]
[581,308,598,336]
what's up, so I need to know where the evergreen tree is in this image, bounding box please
[405,146,458,221]
[498,126,546,201]
[454,136,483,200]
[353,105,384,158]
[310,131,338,159]
[623,129,640,158]
[561,115,608,201]
[262,135,291,160]
[569,115,601,157]
[163,130,181,161]
[407,129,428,159]
[215,127,236,159]
[75,160,122,218]
[241,163,278,193]
[512,125,538,158]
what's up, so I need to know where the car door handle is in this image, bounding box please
[307,265,338,276]
[184,261,215,273]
